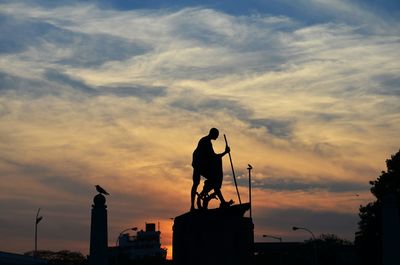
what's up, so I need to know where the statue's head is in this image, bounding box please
[209,128,219,140]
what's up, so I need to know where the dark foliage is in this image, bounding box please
[24,250,87,265]
[254,234,355,265]
[306,233,352,246]
[305,234,355,265]
[355,149,400,265]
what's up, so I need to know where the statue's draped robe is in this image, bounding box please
[192,136,223,189]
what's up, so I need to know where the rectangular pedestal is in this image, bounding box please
[173,204,254,265]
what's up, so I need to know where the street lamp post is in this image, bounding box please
[247,164,253,219]
[116,227,138,246]
[262,234,282,242]
[34,208,43,258]
[292,226,318,265]
[115,227,138,265]
[263,235,283,265]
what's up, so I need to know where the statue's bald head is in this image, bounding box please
[209,128,219,140]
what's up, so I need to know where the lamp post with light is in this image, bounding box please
[116,227,138,246]
[34,208,43,258]
[263,234,283,265]
[262,234,282,242]
[292,226,318,265]
[115,227,138,265]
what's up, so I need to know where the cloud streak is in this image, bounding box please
[0,0,399,256]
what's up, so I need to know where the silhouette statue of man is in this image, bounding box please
[190,128,231,211]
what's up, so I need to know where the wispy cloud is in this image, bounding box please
[253,177,369,193]
[0,0,399,255]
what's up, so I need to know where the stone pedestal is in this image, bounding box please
[173,203,254,265]
[89,194,108,265]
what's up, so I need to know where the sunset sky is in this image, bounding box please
[0,0,399,259]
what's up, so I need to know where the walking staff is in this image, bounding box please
[224,134,241,204]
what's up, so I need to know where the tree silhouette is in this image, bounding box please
[307,233,352,246]
[305,234,355,265]
[24,250,87,265]
[355,149,400,265]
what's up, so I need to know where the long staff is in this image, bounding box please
[248,164,253,218]
[224,134,242,204]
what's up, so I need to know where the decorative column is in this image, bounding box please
[89,194,108,265]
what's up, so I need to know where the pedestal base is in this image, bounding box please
[173,203,254,265]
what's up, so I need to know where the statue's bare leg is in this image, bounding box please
[191,169,201,211]
[197,180,213,209]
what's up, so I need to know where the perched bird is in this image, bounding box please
[95,185,110,195]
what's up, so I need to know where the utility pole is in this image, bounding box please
[247,164,253,218]
[35,208,43,257]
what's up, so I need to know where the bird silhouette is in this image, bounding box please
[95,185,110,195]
